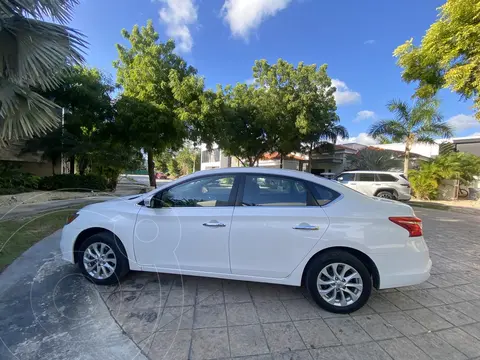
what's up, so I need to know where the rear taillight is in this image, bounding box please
[389,216,423,237]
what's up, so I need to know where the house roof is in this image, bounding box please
[0,141,45,162]
[261,152,307,161]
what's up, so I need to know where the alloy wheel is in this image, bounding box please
[83,242,117,280]
[317,263,363,307]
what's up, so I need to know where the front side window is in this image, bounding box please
[154,175,235,207]
[336,173,354,183]
[357,173,375,182]
[242,175,310,206]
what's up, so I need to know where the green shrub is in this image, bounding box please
[0,162,40,191]
[409,168,439,200]
[38,174,109,192]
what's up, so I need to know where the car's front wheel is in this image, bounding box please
[78,232,129,285]
[305,250,372,313]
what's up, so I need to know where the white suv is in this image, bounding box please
[336,171,411,201]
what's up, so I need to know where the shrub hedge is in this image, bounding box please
[38,174,109,192]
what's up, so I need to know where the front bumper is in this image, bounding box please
[59,224,82,264]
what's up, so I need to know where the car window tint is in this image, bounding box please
[156,175,235,207]
[358,173,375,182]
[336,173,354,182]
[242,175,308,206]
[377,174,397,182]
[311,183,341,206]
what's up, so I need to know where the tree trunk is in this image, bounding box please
[69,156,75,174]
[404,141,411,176]
[280,154,284,169]
[147,149,156,188]
[52,161,56,175]
[307,146,313,173]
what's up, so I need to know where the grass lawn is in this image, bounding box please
[0,208,78,271]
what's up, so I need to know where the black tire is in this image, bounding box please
[376,191,395,200]
[78,231,130,285]
[305,250,372,313]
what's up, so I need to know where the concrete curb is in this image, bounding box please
[410,201,480,216]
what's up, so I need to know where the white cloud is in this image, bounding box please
[469,132,480,137]
[364,39,375,45]
[221,0,292,39]
[354,110,376,122]
[447,114,480,132]
[159,0,197,53]
[245,78,255,85]
[331,79,361,106]
[338,133,378,146]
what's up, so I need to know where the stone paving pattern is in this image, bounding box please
[100,208,480,359]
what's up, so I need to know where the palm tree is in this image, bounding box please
[0,0,86,144]
[368,99,453,175]
[303,123,349,172]
[347,148,403,171]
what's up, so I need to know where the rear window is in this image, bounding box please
[358,173,375,182]
[376,174,398,182]
[399,174,408,181]
[310,183,341,206]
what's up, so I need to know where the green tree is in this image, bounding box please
[368,99,453,175]
[0,0,86,143]
[28,66,115,174]
[347,148,403,171]
[114,20,195,186]
[253,59,342,169]
[394,0,480,120]
[176,146,199,175]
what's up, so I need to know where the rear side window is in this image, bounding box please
[310,183,341,206]
[376,174,398,182]
[357,173,375,182]
[242,175,312,206]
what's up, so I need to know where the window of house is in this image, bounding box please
[242,175,310,206]
[357,173,375,182]
[201,149,221,163]
[376,174,398,182]
[154,175,235,207]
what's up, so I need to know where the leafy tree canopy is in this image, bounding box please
[114,20,195,185]
[394,0,480,119]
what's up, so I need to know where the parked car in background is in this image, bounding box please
[335,171,411,201]
[155,172,168,179]
[61,167,429,313]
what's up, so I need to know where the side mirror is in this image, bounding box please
[337,177,343,182]
[144,195,154,208]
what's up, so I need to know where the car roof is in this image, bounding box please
[340,170,403,175]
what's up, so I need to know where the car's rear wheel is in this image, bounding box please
[305,250,372,313]
[78,232,129,285]
[376,191,395,200]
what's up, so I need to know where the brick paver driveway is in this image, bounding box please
[103,207,480,360]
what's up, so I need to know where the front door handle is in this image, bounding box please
[203,221,226,227]
[293,223,319,230]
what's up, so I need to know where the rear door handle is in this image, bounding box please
[349,182,357,185]
[293,223,319,230]
[203,221,226,227]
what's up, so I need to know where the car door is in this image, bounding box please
[134,174,239,274]
[336,172,357,191]
[229,174,331,279]
[355,173,375,196]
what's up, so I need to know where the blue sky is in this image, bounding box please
[71,0,480,144]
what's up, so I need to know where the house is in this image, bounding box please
[309,144,363,175]
[199,144,307,171]
[0,141,65,176]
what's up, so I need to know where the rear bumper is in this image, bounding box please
[372,236,431,289]
[397,192,412,201]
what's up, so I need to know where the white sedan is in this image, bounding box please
[60,167,431,313]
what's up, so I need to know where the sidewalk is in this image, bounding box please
[409,198,480,216]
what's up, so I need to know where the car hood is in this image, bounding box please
[79,194,143,212]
